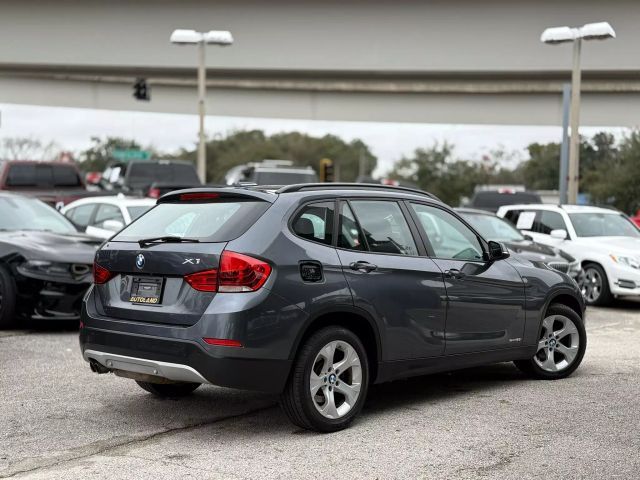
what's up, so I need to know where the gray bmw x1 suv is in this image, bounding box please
[81,184,586,432]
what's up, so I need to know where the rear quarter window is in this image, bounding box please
[112,200,270,242]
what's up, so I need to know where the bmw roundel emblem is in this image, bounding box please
[136,254,145,270]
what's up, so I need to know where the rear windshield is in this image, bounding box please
[472,192,541,210]
[126,162,200,187]
[253,171,318,185]
[113,200,270,242]
[6,164,82,188]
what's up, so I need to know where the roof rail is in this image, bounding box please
[276,183,441,201]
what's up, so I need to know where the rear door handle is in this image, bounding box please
[350,261,377,273]
[444,268,465,279]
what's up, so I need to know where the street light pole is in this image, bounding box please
[197,40,207,182]
[540,21,615,204]
[567,38,582,204]
[170,28,234,183]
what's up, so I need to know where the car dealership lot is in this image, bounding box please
[2,305,639,480]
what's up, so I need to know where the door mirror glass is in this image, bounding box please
[488,240,510,260]
[550,229,568,240]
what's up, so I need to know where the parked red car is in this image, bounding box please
[631,210,640,228]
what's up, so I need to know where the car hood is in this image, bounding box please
[0,230,100,264]
[503,239,572,263]
[576,236,640,255]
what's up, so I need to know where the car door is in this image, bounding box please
[64,203,97,232]
[86,204,126,239]
[408,202,526,355]
[336,199,447,360]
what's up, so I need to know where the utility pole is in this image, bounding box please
[567,38,582,204]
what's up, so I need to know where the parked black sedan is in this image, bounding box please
[456,208,582,279]
[0,192,100,327]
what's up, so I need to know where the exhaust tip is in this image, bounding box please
[89,359,110,374]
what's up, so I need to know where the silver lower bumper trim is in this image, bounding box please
[83,349,209,384]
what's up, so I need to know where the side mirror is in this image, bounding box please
[102,219,124,232]
[488,240,510,261]
[550,229,568,240]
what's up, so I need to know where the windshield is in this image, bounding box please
[126,205,153,221]
[113,200,270,242]
[0,196,77,234]
[6,163,82,188]
[460,213,524,242]
[472,192,541,210]
[126,162,200,187]
[569,212,640,238]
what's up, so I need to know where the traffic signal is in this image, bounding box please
[133,78,150,101]
[319,158,334,183]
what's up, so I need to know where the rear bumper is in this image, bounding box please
[79,326,292,393]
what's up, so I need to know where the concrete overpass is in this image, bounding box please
[0,0,638,126]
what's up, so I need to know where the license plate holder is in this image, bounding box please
[129,276,164,305]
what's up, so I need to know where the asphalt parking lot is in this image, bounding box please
[1,304,639,480]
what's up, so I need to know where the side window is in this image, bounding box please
[350,200,418,256]
[66,204,95,229]
[337,202,365,251]
[292,201,335,246]
[534,211,567,234]
[503,209,521,226]
[93,204,125,229]
[411,203,484,261]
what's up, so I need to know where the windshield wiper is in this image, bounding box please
[138,236,200,248]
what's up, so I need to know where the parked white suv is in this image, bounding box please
[497,204,640,306]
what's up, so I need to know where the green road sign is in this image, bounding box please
[112,149,151,161]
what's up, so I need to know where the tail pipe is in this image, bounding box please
[89,359,110,374]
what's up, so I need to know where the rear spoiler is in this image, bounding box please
[158,187,276,204]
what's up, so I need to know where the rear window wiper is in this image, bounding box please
[138,236,200,248]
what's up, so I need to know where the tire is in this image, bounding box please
[579,263,612,306]
[515,303,587,380]
[280,326,369,433]
[135,381,201,397]
[0,265,17,329]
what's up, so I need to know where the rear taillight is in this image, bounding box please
[184,251,271,293]
[93,263,115,284]
[219,251,271,292]
[148,187,161,199]
[184,269,218,292]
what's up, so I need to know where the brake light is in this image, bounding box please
[93,263,115,284]
[218,251,272,292]
[183,251,271,293]
[184,269,218,292]
[203,338,243,347]
[179,192,219,201]
[148,187,161,199]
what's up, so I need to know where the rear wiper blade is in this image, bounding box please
[138,236,200,247]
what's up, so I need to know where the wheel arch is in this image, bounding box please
[547,292,583,319]
[289,306,382,383]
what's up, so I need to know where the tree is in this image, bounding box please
[387,143,487,206]
[174,130,377,183]
[0,137,60,161]
[77,136,145,172]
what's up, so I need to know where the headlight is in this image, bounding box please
[610,254,640,269]
[19,260,91,280]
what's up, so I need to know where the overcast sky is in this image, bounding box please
[0,103,628,175]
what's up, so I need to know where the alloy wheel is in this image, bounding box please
[580,267,602,303]
[310,340,362,419]
[534,314,580,372]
